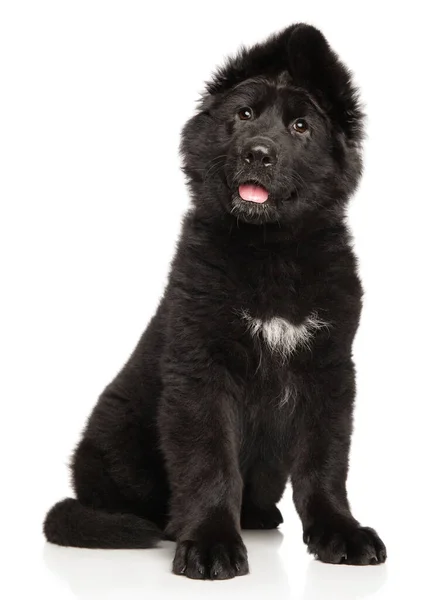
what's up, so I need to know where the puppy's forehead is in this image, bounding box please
[222,70,293,94]
[228,76,319,113]
[230,74,291,94]
[276,70,293,88]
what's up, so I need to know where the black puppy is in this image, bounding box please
[44,23,387,579]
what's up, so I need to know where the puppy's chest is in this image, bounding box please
[232,258,326,359]
[240,309,326,358]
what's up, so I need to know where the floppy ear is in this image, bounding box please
[206,23,363,142]
[286,24,363,142]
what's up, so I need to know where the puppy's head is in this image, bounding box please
[181,24,364,225]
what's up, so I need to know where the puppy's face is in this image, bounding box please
[215,77,336,223]
[181,25,363,226]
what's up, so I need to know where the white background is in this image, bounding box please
[1,1,434,598]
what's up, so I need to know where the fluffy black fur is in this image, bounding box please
[44,24,386,579]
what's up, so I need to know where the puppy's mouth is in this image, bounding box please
[238,182,269,204]
[231,180,279,223]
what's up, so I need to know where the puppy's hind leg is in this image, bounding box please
[241,464,287,530]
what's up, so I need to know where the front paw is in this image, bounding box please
[173,534,249,580]
[241,503,283,530]
[304,523,387,565]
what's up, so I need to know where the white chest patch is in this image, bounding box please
[241,310,328,357]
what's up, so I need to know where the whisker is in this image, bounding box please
[199,154,228,184]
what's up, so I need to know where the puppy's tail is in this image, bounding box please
[43,498,163,549]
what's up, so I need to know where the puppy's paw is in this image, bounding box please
[304,523,387,565]
[173,535,249,580]
[241,503,283,530]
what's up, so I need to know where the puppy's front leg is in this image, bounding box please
[159,373,248,580]
[291,360,387,565]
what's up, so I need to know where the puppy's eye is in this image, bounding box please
[292,119,309,133]
[237,107,253,120]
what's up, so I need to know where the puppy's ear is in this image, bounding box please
[286,24,363,142]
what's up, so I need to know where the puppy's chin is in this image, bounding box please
[230,193,280,224]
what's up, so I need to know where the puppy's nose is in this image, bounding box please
[242,139,277,168]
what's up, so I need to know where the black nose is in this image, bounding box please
[242,138,277,168]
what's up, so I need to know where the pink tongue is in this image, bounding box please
[238,184,269,203]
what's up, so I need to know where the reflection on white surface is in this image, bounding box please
[302,560,387,600]
[44,531,289,599]
[43,528,387,600]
